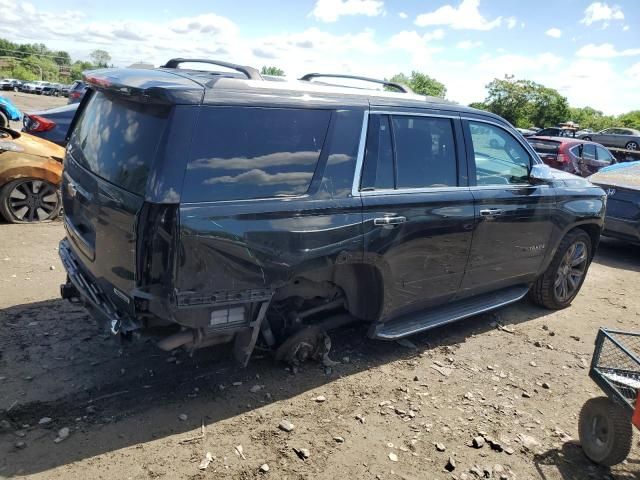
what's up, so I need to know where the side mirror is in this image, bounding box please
[530,164,555,184]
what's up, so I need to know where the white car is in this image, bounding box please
[21,81,51,94]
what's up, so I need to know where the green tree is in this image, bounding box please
[90,49,111,68]
[481,75,568,128]
[389,71,446,98]
[617,110,640,130]
[260,66,285,76]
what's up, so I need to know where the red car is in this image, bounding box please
[527,137,615,177]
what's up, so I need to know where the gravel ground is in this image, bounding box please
[0,221,639,480]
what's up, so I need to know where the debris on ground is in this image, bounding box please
[278,420,295,432]
[198,452,213,470]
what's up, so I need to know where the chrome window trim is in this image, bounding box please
[350,109,463,197]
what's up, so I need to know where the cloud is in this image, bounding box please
[310,0,384,23]
[626,62,640,80]
[398,12,408,19]
[388,30,444,64]
[576,43,640,58]
[204,169,313,186]
[190,152,321,171]
[415,0,503,31]
[580,2,624,26]
[505,16,517,29]
[545,28,562,38]
[456,40,482,49]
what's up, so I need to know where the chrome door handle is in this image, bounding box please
[479,208,504,217]
[374,216,406,226]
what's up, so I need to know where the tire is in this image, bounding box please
[625,141,638,151]
[0,110,8,128]
[579,397,633,466]
[529,229,592,309]
[583,136,592,141]
[0,178,62,223]
[13,86,18,92]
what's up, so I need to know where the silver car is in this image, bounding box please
[581,128,640,151]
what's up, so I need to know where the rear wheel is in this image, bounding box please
[0,179,61,223]
[582,136,592,141]
[625,141,638,151]
[529,229,592,309]
[579,397,633,466]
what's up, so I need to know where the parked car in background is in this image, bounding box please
[0,79,22,91]
[61,84,71,97]
[527,137,615,177]
[0,127,64,223]
[516,127,538,137]
[535,127,577,138]
[0,95,22,128]
[58,59,605,367]
[589,162,640,244]
[22,103,78,146]
[21,81,51,94]
[581,128,640,151]
[42,83,63,96]
[67,80,87,104]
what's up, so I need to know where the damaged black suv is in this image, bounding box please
[59,59,606,365]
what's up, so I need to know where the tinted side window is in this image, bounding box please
[595,146,613,163]
[360,115,394,190]
[392,116,457,188]
[469,121,531,185]
[184,107,331,202]
[582,144,596,160]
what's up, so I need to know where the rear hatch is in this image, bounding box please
[62,87,176,313]
[527,138,560,165]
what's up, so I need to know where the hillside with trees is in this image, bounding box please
[0,38,110,83]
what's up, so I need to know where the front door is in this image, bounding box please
[358,110,475,321]
[460,119,556,297]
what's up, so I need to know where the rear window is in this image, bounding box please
[183,107,331,202]
[527,139,560,155]
[69,91,169,195]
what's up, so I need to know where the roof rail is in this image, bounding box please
[299,73,413,94]
[162,58,263,81]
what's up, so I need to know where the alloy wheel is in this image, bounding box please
[626,141,638,151]
[554,240,588,302]
[6,180,59,222]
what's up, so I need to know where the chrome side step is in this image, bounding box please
[371,285,530,340]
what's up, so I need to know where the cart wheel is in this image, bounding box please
[579,396,633,466]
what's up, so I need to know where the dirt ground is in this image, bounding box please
[1,93,639,479]
[0,220,639,480]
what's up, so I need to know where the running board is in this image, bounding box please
[370,285,530,340]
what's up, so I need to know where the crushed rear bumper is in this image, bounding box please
[59,238,141,334]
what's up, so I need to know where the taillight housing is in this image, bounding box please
[556,143,571,164]
[70,91,81,99]
[25,115,56,132]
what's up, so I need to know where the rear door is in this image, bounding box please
[62,90,171,313]
[358,109,474,321]
[461,118,555,296]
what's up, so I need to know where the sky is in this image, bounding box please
[0,0,639,115]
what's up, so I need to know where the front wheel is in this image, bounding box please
[0,178,62,223]
[0,110,8,128]
[529,229,592,309]
[583,136,592,141]
[579,397,633,466]
[625,141,638,151]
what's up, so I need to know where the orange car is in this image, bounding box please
[0,127,64,223]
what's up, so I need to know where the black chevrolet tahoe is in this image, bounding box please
[59,59,607,365]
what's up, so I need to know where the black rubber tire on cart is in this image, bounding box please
[579,396,633,466]
[529,229,592,309]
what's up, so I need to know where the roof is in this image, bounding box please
[83,66,504,122]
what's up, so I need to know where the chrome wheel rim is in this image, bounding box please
[627,142,638,151]
[554,240,588,302]
[7,180,58,222]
